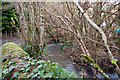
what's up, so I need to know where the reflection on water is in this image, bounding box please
[2,36,120,79]
[44,43,70,68]
[44,43,120,79]
[96,72,119,79]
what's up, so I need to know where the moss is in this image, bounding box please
[2,42,26,57]
[18,73,27,78]
[2,42,28,78]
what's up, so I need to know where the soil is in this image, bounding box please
[2,34,20,45]
[1,34,120,79]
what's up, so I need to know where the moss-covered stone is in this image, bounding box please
[2,42,28,78]
[2,42,78,78]
[2,42,25,57]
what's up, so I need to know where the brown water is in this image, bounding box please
[43,43,82,76]
[1,36,120,79]
[44,44,70,67]
[44,43,120,79]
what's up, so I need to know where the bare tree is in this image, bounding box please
[74,1,120,77]
[14,2,44,57]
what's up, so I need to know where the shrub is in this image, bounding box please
[2,54,78,79]
[2,2,18,33]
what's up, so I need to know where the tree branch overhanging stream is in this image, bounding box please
[73,1,120,77]
[41,4,111,79]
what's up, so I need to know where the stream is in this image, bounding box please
[1,37,120,79]
[44,43,120,79]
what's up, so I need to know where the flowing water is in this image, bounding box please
[44,43,120,79]
[1,36,120,79]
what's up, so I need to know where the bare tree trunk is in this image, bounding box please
[39,2,44,51]
[14,2,28,46]
[42,4,110,79]
[13,2,44,56]
[73,1,120,77]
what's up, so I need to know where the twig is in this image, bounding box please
[73,1,120,77]
[83,36,120,50]
[41,5,90,56]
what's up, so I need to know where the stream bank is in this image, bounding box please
[1,36,120,79]
[44,43,120,79]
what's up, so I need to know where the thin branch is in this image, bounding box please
[83,36,120,50]
[73,1,120,77]
[42,5,90,56]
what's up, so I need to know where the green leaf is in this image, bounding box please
[20,68,25,72]
[68,71,75,78]
[32,73,38,78]
[32,68,39,72]
[9,65,15,72]
[57,65,63,72]
[13,72,19,77]
[37,60,45,64]
[111,59,118,64]
[51,62,58,67]
[26,67,31,72]
[37,65,42,69]
[38,70,45,77]
[44,71,54,78]
[24,64,30,68]
[46,60,50,65]
[39,70,45,75]
[27,72,34,78]
[60,72,68,78]
[53,65,63,73]
[2,69,9,74]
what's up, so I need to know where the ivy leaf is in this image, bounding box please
[12,72,19,78]
[32,68,39,72]
[44,71,54,78]
[38,70,45,76]
[60,72,68,78]
[56,65,63,72]
[26,67,31,72]
[20,68,25,72]
[37,60,45,64]
[37,65,42,69]
[46,60,50,65]
[51,62,58,67]
[2,69,9,74]
[68,71,75,78]
[24,64,30,68]
[27,72,34,78]
[32,73,38,78]
[9,65,15,72]
[111,59,118,64]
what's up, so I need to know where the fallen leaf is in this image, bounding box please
[115,53,117,56]
[52,28,56,32]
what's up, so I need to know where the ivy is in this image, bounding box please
[111,59,118,64]
[2,54,78,79]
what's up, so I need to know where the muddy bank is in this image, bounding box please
[2,35,20,45]
[1,36,120,79]
[44,43,120,79]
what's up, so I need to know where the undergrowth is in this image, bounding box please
[2,53,78,79]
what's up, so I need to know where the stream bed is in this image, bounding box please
[44,43,120,79]
[1,36,120,79]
